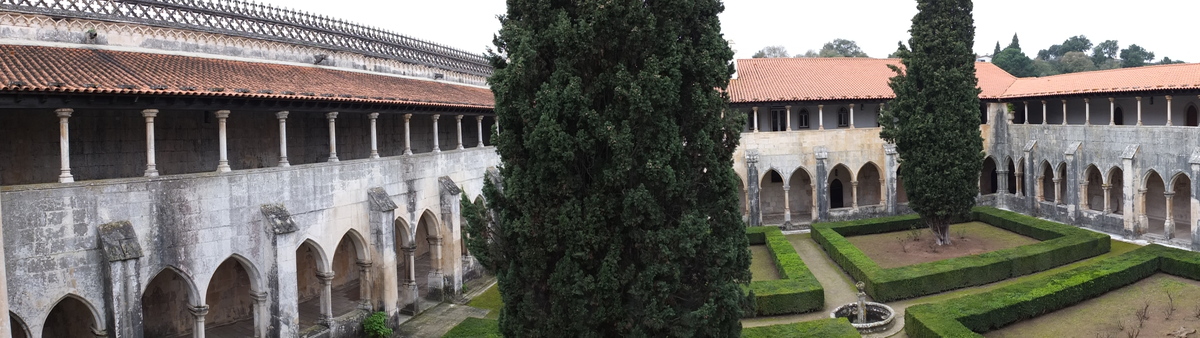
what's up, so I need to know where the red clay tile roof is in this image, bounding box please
[0,45,494,109]
[729,58,1016,103]
[1000,62,1200,98]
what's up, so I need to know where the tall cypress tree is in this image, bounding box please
[881,0,983,245]
[467,0,750,336]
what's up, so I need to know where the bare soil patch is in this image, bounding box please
[985,274,1200,338]
[845,221,1040,268]
[750,245,781,281]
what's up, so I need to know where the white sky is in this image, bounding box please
[261,0,1200,63]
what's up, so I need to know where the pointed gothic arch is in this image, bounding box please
[43,294,102,338]
[142,266,203,337]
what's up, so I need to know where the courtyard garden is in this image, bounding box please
[438,207,1200,337]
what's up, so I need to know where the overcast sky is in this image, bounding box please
[261,0,1200,63]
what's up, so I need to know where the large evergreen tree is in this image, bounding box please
[881,0,984,245]
[468,0,750,336]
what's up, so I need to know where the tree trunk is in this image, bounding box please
[927,217,952,245]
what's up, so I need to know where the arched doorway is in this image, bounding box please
[759,169,786,225]
[1170,174,1193,241]
[394,217,417,312]
[828,164,852,209]
[296,240,327,329]
[1085,165,1104,212]
[1040,161,1055,203]
[1109,167,1124,214]
[856,163,882,206]
[205,258,256,334]
[1144,171,1167,236]
[415,211,443,307]
[788,168,814,221]
[981,157,998,194]
[329,232,366,317]
[43,296,99,338]
[142,268,199,337]
[1006,158,1017,194]
[1187,105,1198,127]
[11,312,29,338]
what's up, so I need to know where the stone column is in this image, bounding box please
[1036,175,1046,202]
[1041,100,1047,125]
[810,183,818,221]
[400,245,419,312]
[1109,98,1116,125]
[142,109,159,177]
[997,169,1009,208]
[849,104,856,129]
[1137,188,1148,235]
[1166,95,1173,126]
[476,115,485,147]
[56,108,74,183]
[317,271,335,326]
[1061,100,1067,125]
[251,291,268,338]
[1015,167,1024,196]
[815,149,829,220]
[276,111,290,167]
[215,110,231,172]
[430,238,445,295]
[1080,179,1090,210]
[818,105,825,130]
[851,180,859,209]
[190,305,209,338]
[326,112,339,162]
[1136,97,1143,126]
[1164,192,1175,239]
[782,185,792,224]
[1053,178,1062,205]
[368,113,380,159]
[751,107,759,132]
[1084,98,1091,125]
[785,105,792,131]
[885,144,898,214]
[432,114,441,152]
[1023,101,1028,124]
[746,150,761,226]
[1102,184,1112,214]
[357,261,374,310]
[453,115,463,149]
[404,114,414,155]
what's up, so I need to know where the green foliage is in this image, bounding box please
[1058,51,1096,73]
[460,195,498,272]
[362,311,393,338]
[1091,39,1119,66]
[1158,56,1186,65]
[880,0,983,244]
[1006,33,1020,50]
[480,0,749,336]
[467,284,503,320]
[991,42,1000,57]
[752,45,789,58]
[443,318,501,338]
[811,207,1110,302]
[903,245,1200,337]
[745,227,824,316]
[992,47,1034,77]
[817,38,869,58]
[741,318,861,338]
[1120,44,1156,67]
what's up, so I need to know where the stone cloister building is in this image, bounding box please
[0,1,499,337]
[730,57,1200,251]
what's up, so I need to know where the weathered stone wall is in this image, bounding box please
[1,146,498,337]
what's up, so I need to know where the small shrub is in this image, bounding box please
[363,311,392,338]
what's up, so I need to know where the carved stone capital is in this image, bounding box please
[275,110,289,119]
[214,110,230,119]
[55,107,73,118]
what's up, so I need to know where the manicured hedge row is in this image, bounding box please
[812,207,1110,301]
[742,318,860,338]
[905,244,1199,337]
[746,226,824,316]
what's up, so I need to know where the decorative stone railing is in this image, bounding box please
[0,0,492,77]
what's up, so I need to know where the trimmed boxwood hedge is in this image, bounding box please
[905,244,1200,337]
[742,318,860,338]
[812,207,1110,301]
[745,226,824,316]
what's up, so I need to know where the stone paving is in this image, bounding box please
[394,276,497,337]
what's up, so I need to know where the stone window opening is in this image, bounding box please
[797,109,810,128]
[1114,106,1125,125]
[770,107,787,131]
[1187,105,1198,126]
[837,107,849,127]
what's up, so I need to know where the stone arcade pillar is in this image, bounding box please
[1053,178,1063,206]
[1109,98,1116,126]
[260,204,299,337]
[56,108,74,183]
[815,148,830,220]
[850,181,859,209]
[318,271,335,327]
[1102,184,1112,214]
[99,220,143,338]
[1023,101,1028,124]
[1080,178,1091,210]
[251,291,268,338]
[997,168,1009,208]
[476,116,485,148]
[1061,100,1068,126]
[432,114,441,153]
[1137,188,1149,235]
[746,150,761,226]
[782,185,792,225]
[1084,98,1091,125]
[368,113,380,159]
[1191,157,1200,250]
[1041,100,1047,125]
[276,111,290,167]
[818,105,825,130]
[367,188,400,315]
[428,237,445,298]
[438,177,463,294]
[216,110,231,172]
[1165,192,1176,239]
[1024,141,1037,212]
[400,245,419,312]
[455,115,465,150]
[1166,95,1174,126]
[885,144,898,214]
[404,114,414,155]
[785,106,792,131]
[142,109,159,176]
[751,107,759,132]
[326,112,339,162]
[849,104,856,128]
[190,306,209,338]
[1122,145,1140,237]
[357,261,374,310]
[1136,97,1144,126]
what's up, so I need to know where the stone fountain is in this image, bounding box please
[830,281,896,334]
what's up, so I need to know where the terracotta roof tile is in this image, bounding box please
[729,58,1016,103]
[0,45,494,109]
[1000,63,1200,98]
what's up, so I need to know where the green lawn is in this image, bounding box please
[442,317,500,338]
[749,245,782,280]
[466,283,503,319]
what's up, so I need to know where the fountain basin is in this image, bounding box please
[829,302,895,334]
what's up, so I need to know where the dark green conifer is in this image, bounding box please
[881,0,984,245]
[465,0,750,336]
